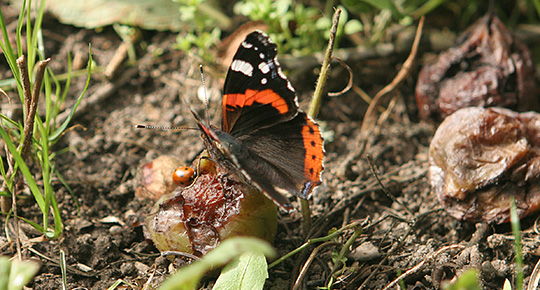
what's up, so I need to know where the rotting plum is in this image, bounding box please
[429,107,540,224]
[416,14,537,121]
[144,152,278,256]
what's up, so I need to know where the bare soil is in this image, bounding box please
[1,4,539,290]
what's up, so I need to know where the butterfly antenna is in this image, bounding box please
[135,124,199,131]
[199,65,211,124]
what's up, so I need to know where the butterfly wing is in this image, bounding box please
[221,31,298,135]
[235,113,324,200]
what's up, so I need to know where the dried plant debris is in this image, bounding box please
[416,13,538,121]
[429,107,540,224]
[144,152,277,256]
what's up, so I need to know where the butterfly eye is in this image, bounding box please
[172,166,196,187]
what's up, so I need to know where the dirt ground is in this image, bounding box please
[1,3,540,290]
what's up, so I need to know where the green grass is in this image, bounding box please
[510,198,524,290]
[0,0,92,239]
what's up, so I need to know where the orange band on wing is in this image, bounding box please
[223,89,289,114]
[301,118,324,188]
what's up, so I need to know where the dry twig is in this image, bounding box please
[381,244,465,290]
[358,16,425,155]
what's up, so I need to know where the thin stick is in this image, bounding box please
[381,244,464,290]
[21,58,49,160]
[359,16,424,151]
[292,241,341,290]
[18,56,31,115]
[327,57,352,97]
[309,7,342,118]
[367,155,414,220]
[301,7,342,234]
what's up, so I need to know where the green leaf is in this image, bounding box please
[159,237,275,290]
[358,0,403,19]
[14,0,186,31]
[10,259,40,290]
[502,279,512,290]
[213,252,268,290]
[442,269,481,290]
[0,257,40,290]
[344,19,363,35]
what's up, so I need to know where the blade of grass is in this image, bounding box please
[0,2,23,93]
[0,125,45,211]
[60,250,67,290]
[49,46,93,143]
[36,118,63,238]
[49,53,72,128]
[33,0,46,58]
[510,198,523,290]
[25,0,33,77]
[54,167,80,212]
[16,0,26,57]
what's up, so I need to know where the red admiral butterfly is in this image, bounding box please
[191,31,324,212]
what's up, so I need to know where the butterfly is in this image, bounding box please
[191,31,324,212]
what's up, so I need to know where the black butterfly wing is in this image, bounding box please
[221,31,298,135]
[232,113,324,202]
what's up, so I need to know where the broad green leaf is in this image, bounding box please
[159,237,275,290]
[9,259,40,290]
[12,0,186,31]
[213,252,268,290]
[0,257,40,290]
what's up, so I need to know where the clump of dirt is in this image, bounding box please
[0,4,539,290]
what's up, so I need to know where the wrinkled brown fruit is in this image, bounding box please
[429,107,540,224]
[416,14,537,121]
[145,153,278,256]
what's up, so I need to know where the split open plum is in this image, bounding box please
[429,107,540,223]
[144,153,278,256]
[416,14,537,121]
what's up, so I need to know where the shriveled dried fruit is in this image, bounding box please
[429,107,540,223]
[146,152,278,256]
[416,13,537,121]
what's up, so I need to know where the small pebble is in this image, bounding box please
[109,225,123,235]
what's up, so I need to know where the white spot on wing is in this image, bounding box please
[287,82,295,92]
[259,53,265,59]
[258,62,270,74]
[231,60,253,77]
[241,41,253,49]
[278,69,287,80]
[261,78,267,84]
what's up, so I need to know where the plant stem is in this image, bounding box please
[308,7,341,118]
[301,7,342,235]
[21,57,49,160]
